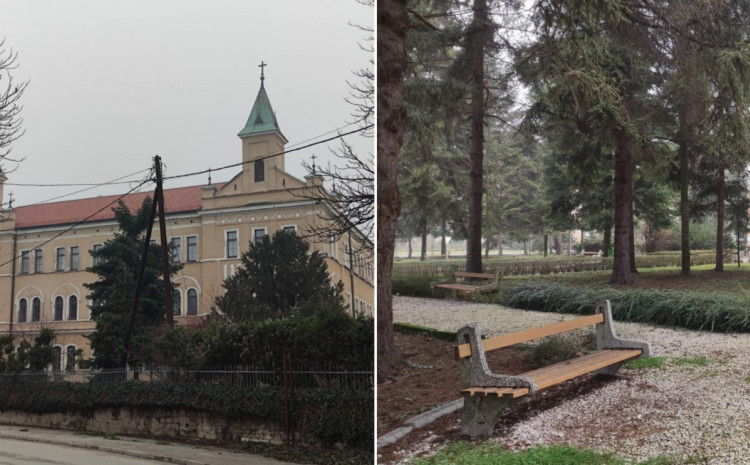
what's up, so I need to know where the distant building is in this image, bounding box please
[0,74,373,369]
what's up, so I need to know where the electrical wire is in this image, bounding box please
[0,178,154,271]
[163,124,372,181]
[3,168,153,188]
[11,168,155,208]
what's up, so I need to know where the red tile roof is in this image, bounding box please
[15,183,225,229]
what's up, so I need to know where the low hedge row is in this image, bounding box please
[393,251,729,277]
[501,281,750,332]
[0,379,372,449]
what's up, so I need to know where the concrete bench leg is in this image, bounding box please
[595,361,625,376]
[461,396,515,438]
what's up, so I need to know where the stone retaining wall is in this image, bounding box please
[0,407,303,445]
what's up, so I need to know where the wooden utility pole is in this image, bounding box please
[154,155,174,326]
[123,181,158,367]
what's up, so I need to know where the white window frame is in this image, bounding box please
[20,250,30,274]
[187,288,199,315]
[170,237,182,263]
[186,235,199,262]
[281,224,297,234]
[65,344,78,370]
[68,295,79,321]
[172,289,182,316]
[225,230,239,259]
[329,234,338,260]
[53,295,64,321]
[70,245,80,271]
[253,227,267,246]
[91,243,103,266]
[34,249,43,274]
[55,247,66,272]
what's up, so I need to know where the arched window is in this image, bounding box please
[254,159,265,182]
[66,345,77,370]
[172,290,181,316]
[187,289,198,315]
[53,346,62,372]
[31,298,41,322]
[54,296,63,321]
[68,296,78,320]
[18,298,27,323]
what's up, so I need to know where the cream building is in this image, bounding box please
[0,76,374,369]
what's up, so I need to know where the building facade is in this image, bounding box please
[0,78,374,369]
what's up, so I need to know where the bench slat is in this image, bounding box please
[434,284,479,292]
[456,313,605,359]
[454,271,495,279]
[462,349,642,399]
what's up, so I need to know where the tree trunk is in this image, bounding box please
[440,216,447,256]
[679,127,691,276]
[484,237,490,258]
[498,232,503,256]
[554,235,563,255]
[603,226,612,257]
[407,237,412,258]
[609,129,634,285]
[376,0,408,379]
[715,166,725,272]
[465,0,491,273]
[543,234,548,257]
[420,223,427,261]
[629,190,637,273]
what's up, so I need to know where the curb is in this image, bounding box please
[0,431,209,465]
[377,398,462,448]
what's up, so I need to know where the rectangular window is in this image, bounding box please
[34,249,43,273]
[226,231,238,258]
[253,228,267,246]
[56,248,66,271]
[70,246,80,271]
[282,225,296,234]
[344,243,351,269]
[187,236,198,262]
[20,251,29,274]
[170,237,181,263]
[92,243,103,266]
[329,234,338,260]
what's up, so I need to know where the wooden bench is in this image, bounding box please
[431,266,501,298]
[455,300,650,438]
[582,251,601,257]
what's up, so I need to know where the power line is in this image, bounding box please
[10,168,155,208]
[163,124,373,181]
[0,178,154,271]
[3,168,152,188]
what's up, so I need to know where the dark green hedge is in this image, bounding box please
[0,380,372,449]
[501,281,750,332]
[156,311,373,369]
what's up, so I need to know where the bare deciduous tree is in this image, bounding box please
[292,1,373,254]
[0,39,27,173]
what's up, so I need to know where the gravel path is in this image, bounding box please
[393,296,750,464]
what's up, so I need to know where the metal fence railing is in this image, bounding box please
[0,364,373,391]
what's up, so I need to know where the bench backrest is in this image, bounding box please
[454,271,496,280]
[455,313,604,359]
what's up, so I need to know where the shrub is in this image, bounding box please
[391,274,437,297]
[525,335,581,368]
[502,281,750,332]
[0,379,372,450]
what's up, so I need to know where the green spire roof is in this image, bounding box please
[238,84,287,141]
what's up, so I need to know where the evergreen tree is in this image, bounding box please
[215,230,346,322]
[85,199,173,368]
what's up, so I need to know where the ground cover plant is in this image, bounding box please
[412,442,679,465]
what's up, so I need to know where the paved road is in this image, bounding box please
[0,437,163,465]
[0,425,301,465]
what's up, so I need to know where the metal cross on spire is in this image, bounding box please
[259,61,267,86]
[311,154,317,175]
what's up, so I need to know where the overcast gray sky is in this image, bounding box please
[0,0,373,206]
